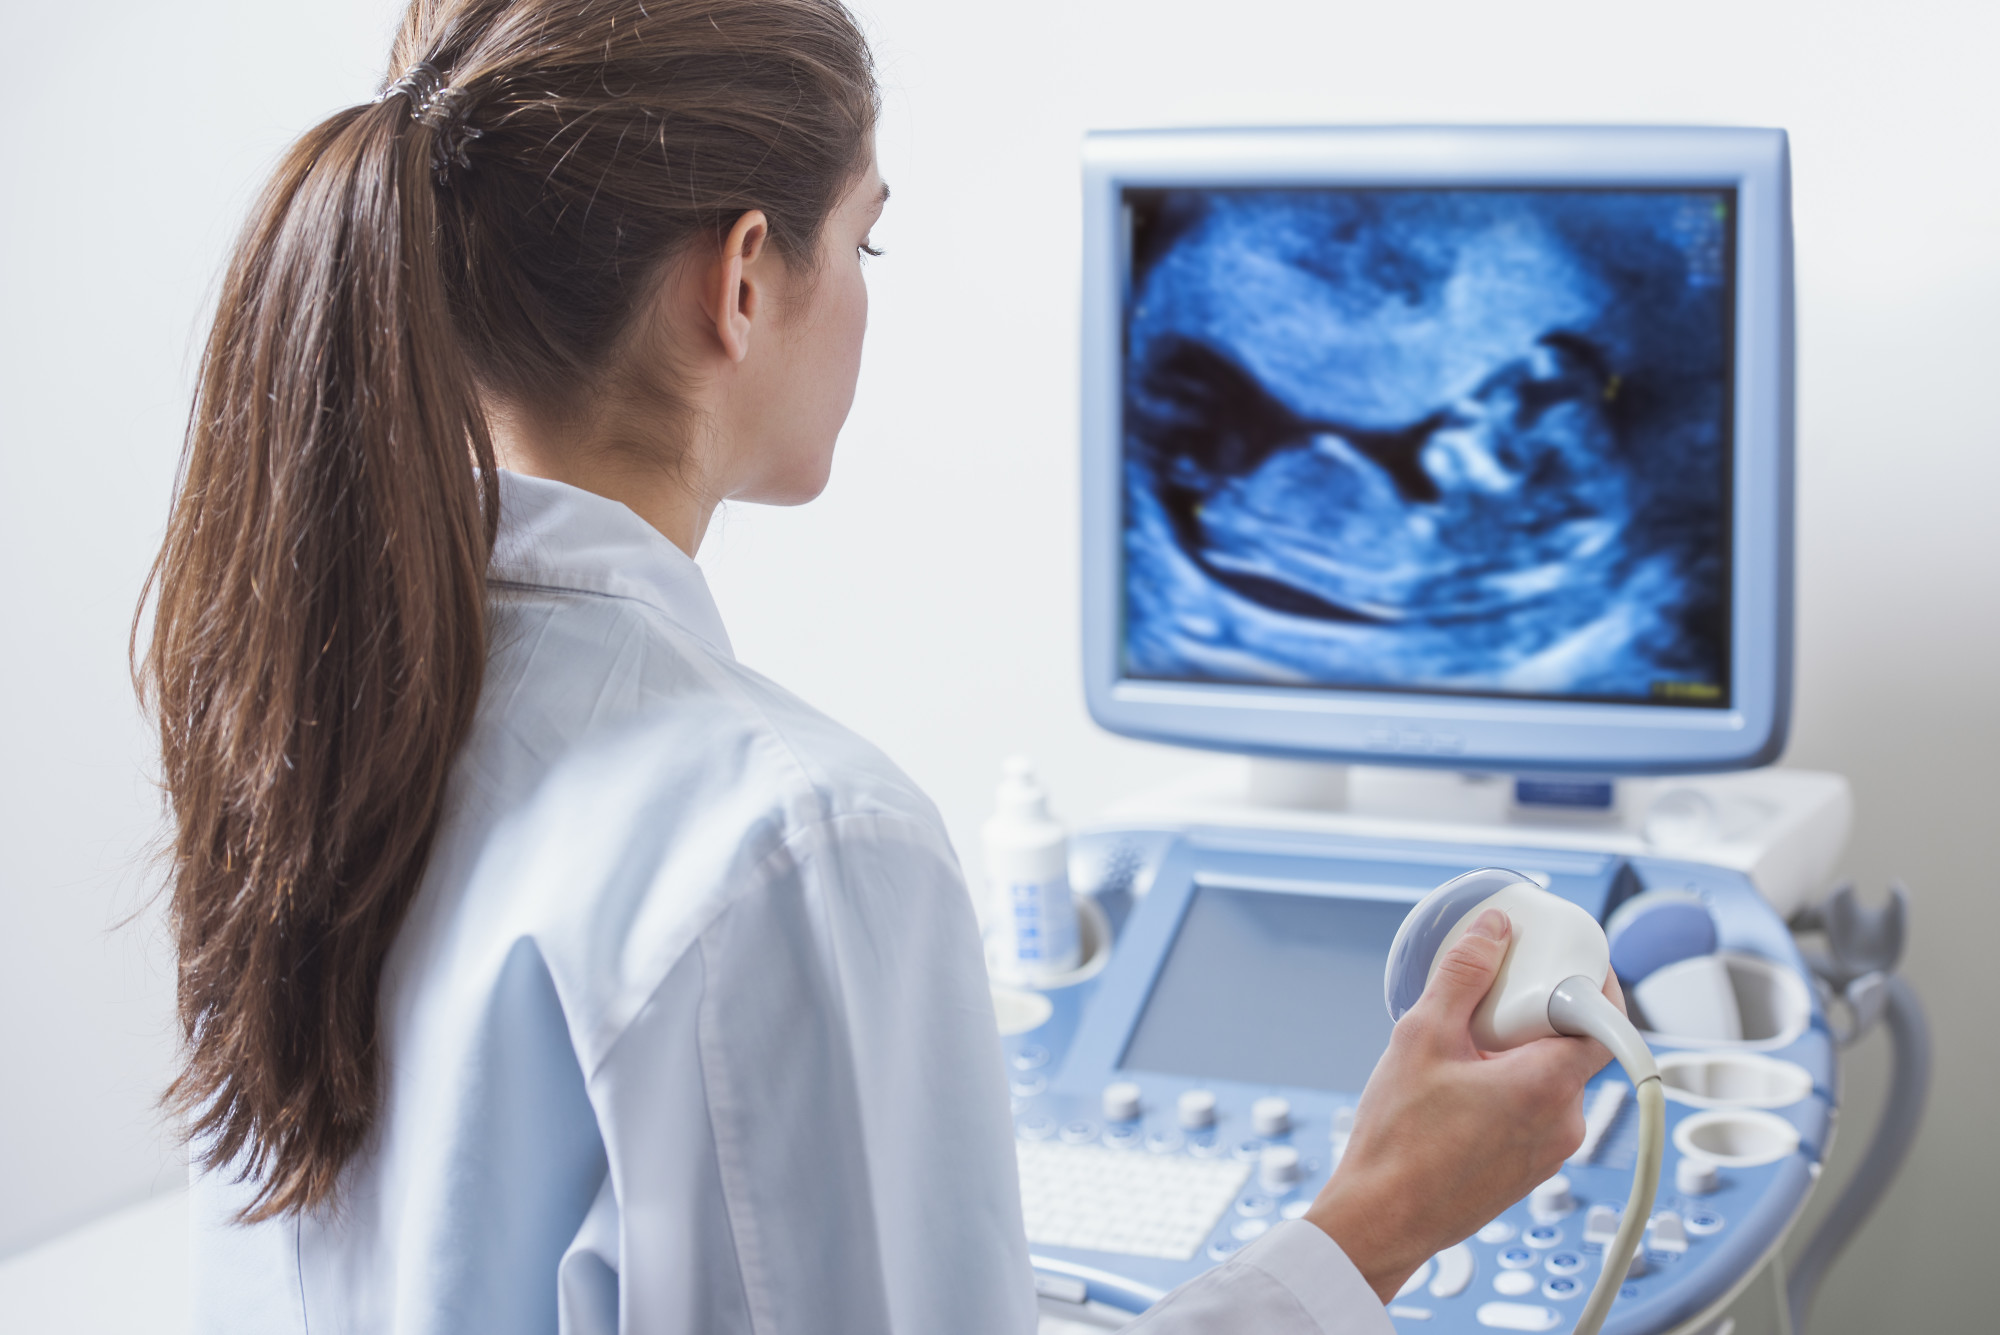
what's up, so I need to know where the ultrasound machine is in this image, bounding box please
[999,127,1929,1335]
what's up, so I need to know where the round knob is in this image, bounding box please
[1259,1144,1303,1194]
[1178,1088,1218,1130]
[1101,1081,1143,1123]
[1529,1174,1576,1218]
[1251,1096,1292,1138]
[1676,1156,1720,1196]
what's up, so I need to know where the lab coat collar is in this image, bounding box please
[489,470,735,660]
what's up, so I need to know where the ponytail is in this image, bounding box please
[142,0,876,1220]
[143,94,495,1220]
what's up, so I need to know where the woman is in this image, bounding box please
[141,1,1612,1331]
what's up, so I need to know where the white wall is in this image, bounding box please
[2,1,1993,1330]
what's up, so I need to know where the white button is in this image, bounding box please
[1396,1258,1435,1299]
[1649,1211,1689,1254]
[1477,1220,1517,1244]
[1259,1145,1302,1193]
[1623,1249,1651,1279]
[1529,1174,1575,1219]
[1387,1306,1433,1321]
[1676,1156,1720,1195]
[1033,1272,1087,1304]
[1493,1271,1537,1296]
[1329,1104,1356,1158]
[1251,1096,1292,1138]
[1102,1082,1142,1123]
[1012,1045,1050,1070]
[1476,1302,1561,1330]
[1431,1243,1475,1298]
[1281,1199,1311,1220]
[1571,1084,1628,1166]
[1179,1089,1219,1130]
[1583,1205,1620,1246]
[1232,1217,1270,1242]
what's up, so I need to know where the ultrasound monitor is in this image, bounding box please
[1080,127,1793,773]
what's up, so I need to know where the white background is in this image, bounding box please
[1,1,1994,1330]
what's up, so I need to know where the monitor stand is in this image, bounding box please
[1098,759,1851,920]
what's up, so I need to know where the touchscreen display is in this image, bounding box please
[1120,886,1408,1093]
[1121,186,1736,707]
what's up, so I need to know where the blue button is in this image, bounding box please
[1009,1074,1046,1097]
[1059,1120,1099,1144]
[1232,1139,1265,1162]
[1011,1044,1049,1071]
[1207,1238,1243,1261]
[1545,1252,1585,1276]
[1525,1226,1562,1249]
[1145,1129,1185,1154]
[1104,1125,1141,1150]
[1621,1284,1642,1299]
[1686,1211,1725,1235]
[1499,1248,1537,1270]
[1017,1115,1056,1141]
[1543,1277,1581,1301]
[1187,1133,1226,1158]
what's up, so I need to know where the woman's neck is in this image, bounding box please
[487,401,716,557]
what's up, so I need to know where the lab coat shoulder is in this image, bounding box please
[465,581,1037,1333]
[469,578,969,1075]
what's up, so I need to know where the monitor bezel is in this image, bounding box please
[1080,125,1794,774]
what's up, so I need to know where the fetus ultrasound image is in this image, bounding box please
[1121,187,1735,706]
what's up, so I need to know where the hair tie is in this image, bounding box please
[380,62,446,117]
[378,61,484,184]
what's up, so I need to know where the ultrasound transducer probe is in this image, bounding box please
[1387,869,1666,1335]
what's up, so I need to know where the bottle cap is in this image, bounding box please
[996,756,1052,822]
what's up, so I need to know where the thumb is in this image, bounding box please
[1419,908,1512,1029]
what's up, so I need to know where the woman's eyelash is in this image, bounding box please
[860,240,884,258]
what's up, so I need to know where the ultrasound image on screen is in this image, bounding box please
[1121,188,1734,706]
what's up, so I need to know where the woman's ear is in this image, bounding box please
[710,209,772,364]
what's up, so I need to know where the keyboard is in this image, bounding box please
[1017,1139,1253,1260]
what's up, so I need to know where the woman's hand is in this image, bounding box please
[1304,908,1624,1303]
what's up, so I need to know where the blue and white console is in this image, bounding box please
[1002,807,1834,1334]
[1016,121,1886,1333]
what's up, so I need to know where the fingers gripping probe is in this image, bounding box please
[1385,869,1663,1335]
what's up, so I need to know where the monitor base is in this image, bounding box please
[1098,761,1849,919]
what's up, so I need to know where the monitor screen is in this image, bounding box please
[1120,885,1407,1092]
[1121,186,1736,709]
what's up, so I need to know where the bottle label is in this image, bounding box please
[1005,873,1080,974]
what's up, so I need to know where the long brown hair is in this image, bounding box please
[138,0,877,1221]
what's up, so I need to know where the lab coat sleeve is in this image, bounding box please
[593,807,1038,1335]
[1126,1220,1396,1335]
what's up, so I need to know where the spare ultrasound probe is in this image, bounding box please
[1386,869,1664,1335]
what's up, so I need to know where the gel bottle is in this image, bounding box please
[984,757,1081,980]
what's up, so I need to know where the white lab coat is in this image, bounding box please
[189,471,1391,1335]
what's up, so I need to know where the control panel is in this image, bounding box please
[1006,828,1832,1334]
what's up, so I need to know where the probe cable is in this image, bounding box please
[1548,977,1665,1335]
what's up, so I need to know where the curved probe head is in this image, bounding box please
[1386,869,1613,1051]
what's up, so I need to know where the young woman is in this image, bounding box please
[142,1,1615,1331]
